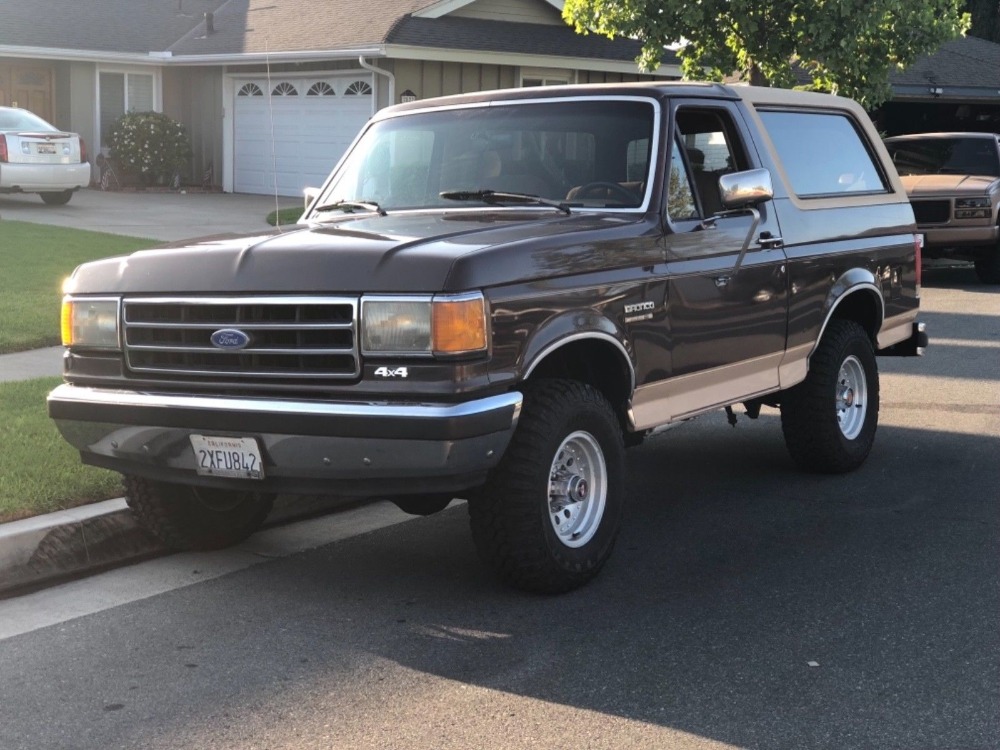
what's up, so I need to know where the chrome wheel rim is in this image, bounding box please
[836,355,868,440]
[548,430,607,548]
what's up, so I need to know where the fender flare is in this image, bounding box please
[521,311,636,395]
[811,268,884,355]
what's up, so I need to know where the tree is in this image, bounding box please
[966,0,1000,42]
[563,0,969,108]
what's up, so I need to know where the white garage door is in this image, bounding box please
[233,76,373,196]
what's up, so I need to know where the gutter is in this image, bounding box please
[359,56,396,107]
[0,44,386,67]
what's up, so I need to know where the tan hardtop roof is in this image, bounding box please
[380,80,867,118]
[884,132,1000,141]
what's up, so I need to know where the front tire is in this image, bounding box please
[124,475,275,551]
[780,319,879,473]
[468,380,625,594]
[40,190,73,205]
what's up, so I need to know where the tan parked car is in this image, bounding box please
[0,106,90,205]
[884,132,1000,283]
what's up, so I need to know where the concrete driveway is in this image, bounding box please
[0,188,302,242]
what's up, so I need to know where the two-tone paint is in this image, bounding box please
[49,82,922,496]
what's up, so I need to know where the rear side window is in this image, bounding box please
[758,110,887,197]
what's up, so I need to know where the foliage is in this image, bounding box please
[0,221,152,353]
[266,207,304,226]
[563,0,970,108]
[107,111,193,184]
[965,0,1000,42]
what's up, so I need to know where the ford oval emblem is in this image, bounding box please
[210,328,251,350]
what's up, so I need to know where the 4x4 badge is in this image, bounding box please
[374,366,409,378]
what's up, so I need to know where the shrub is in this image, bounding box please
[107,111,193,184]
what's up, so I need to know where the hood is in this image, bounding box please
[899,173,1000,196]
[65,211,653,295]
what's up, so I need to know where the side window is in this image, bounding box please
[666,139,698,221]
[675,108,748,217]
[758,110,887,196]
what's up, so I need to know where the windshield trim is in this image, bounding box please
[307,95,662,218]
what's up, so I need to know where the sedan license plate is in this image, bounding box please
[35,143,56,155]
[190,435,265,480]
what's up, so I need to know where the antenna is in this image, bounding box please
[264,39,282,228]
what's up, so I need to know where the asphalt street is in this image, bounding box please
[0,266,997,750]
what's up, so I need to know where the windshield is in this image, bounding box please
[0,107,58,133]
[887,137,1000,178]
[310,98,657,213]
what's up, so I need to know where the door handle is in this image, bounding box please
[757,232,783,249]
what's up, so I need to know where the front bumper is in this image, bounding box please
[921,224,999,252]
[48,385,522,495]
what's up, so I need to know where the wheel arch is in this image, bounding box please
[813,270,884,354]
[522,318,635,420]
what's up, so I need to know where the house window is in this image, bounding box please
[520,69,571,87]
[307,82,335,96]
[345,81,372,96]
[99,71,155,141]
[238,83,264,96]
[272,82,298,96]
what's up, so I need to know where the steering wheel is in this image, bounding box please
[571,181,638,204]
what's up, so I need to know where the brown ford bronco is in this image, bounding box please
[49,83,926,593]
[883,132,1000,284]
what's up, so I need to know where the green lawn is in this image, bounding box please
[0,377,122,522]
[266,206,304,226]
[0,221,153,354]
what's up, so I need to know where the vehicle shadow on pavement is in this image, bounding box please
[3,417,996,749]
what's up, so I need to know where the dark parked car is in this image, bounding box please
[50,83,926,593]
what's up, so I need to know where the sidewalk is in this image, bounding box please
[0,189,319,598]
[0,346,64,382]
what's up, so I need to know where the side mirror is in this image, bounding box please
[719,168,773,210]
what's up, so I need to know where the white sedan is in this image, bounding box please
[0,106,90,205]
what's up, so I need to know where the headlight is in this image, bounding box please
[954,197,990,209]
[362,293,487,356]
[61,297,120,349]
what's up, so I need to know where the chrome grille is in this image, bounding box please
[911,199,950,224]
[123,296,359,380]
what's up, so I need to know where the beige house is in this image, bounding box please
[0,0,679,196]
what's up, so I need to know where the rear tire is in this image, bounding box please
[468,379,625,594]
[974,249,1000,284]
[123,475,274,551]
[780,319,879,473]
[40,190,73,205]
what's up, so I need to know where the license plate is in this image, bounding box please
[190,435,265,480]
[35,143,56,154]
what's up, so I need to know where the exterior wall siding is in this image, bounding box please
[389,59,669,106]
[392,60,517,104]
[68,63,96,179]
[451,0,562,25]
[164,67,223,187]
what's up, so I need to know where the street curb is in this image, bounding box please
[0,494,360,598]
[0,499,158,596]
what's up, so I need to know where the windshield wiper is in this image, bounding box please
[312,199,387,216]
[440,189,571,215]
